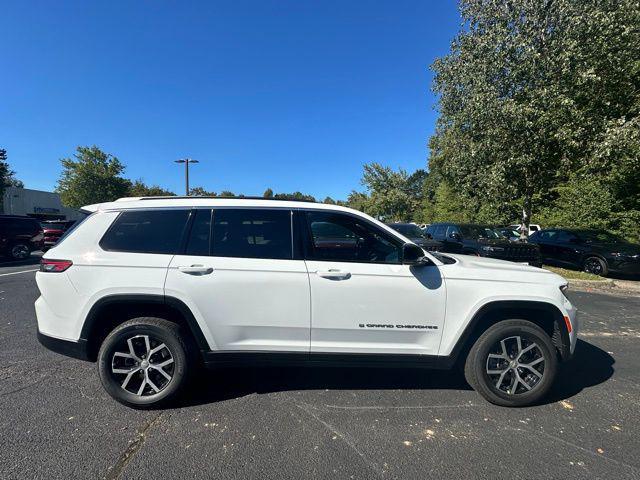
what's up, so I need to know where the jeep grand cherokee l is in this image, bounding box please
[426,222,541,266]
[36,197,577,408]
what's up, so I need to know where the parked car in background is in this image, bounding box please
[495,227,521,242]
[0,215,44,260]
[41,220,76,251]
[509,224,542,236]
[387,223,443,252]
[426,223,540,266]
[529,229,640,277]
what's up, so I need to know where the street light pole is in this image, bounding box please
[174,158,199,195]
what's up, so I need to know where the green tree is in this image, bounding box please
[429,0,640,237]
[56,146,130,208]
[346,191,369,212]
[189,187,217,196]
[128,179,175,197]
[263,188,274,198]
[273,191,316,202]
[0,148,24,211]
[323,196,336,204]
[359,163,427,221]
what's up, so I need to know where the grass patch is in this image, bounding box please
[543,265,606,281]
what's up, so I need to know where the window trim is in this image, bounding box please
[300,209,404,265]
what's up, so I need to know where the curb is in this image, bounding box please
[568,278,640,295]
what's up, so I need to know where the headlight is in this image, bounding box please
[612,252,639,259]
[560,284,569,299]
[481,246,504,252]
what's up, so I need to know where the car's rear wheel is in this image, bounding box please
[583,256,608,277]
[10,243,30,260]
[98,317,192,408]
[464,320,558,407]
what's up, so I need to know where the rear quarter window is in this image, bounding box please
[100,210,190,254]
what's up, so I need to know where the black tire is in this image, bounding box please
[98,317,192,409]
[583,256,608,277]
[464,319,558,407]
[10,243,30,260]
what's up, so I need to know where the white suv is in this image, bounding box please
[35,197,577,408]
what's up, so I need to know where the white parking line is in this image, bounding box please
[0,268,39,277]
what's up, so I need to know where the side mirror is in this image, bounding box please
[449,232,461,241]
[402,243,431,266]
[425,233,433,239]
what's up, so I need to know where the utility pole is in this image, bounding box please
[174,158,199,195]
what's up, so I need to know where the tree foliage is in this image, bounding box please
[56,146,131,208]
[0,148,24,210]
[128,179,175,197]
[349,163,427,221]
[429,0,640,239]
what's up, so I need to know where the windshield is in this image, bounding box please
[392,224,425,238]
[460,226,501,239]
[577,230,625,243]
[495,228,518,238]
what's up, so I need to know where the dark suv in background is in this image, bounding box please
[529,229,640,277]
[386,223,444,252]
[0,215,44,260]
[426,222,540,266]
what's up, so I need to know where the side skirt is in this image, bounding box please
[202,351,447,370]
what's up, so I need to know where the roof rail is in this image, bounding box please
[132,196,318,203]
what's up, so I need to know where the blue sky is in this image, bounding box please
[1,1,460,200]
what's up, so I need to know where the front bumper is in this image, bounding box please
[610,258,640,276]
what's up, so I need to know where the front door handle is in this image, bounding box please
[178,265,214,275]
[316,269,351,280]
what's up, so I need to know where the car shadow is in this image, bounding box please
[544,339,615,404]
[177,340,613,408]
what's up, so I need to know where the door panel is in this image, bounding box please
[306,260,445,354]
[301,210,446,355]
[165,255,311,351]
[164,207,311,352]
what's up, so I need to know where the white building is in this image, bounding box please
[2,187,85,221]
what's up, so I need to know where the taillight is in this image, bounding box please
[40,259,73,272]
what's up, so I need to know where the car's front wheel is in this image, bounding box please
[98,317,192,408]
[464,320,558,407]
[583,256,608,277]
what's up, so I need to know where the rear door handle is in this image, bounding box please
[316,269,351,280]
[178,265,214,275]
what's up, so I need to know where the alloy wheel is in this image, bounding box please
[11,244,29,260]
[584,258,604,276]
[111,334,175,396]
[485,335,545,395]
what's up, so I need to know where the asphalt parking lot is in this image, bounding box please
[1,260,639,480]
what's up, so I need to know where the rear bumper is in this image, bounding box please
[37,330,90,361]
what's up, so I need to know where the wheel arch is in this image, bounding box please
[80,294,210,362]
[444,300,571,368]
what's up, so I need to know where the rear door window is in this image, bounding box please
[185,209,212,256]
[100,210,190,254]
[212,208,292,260]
